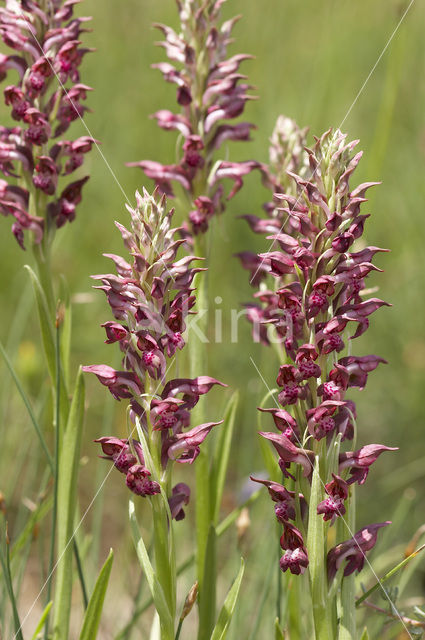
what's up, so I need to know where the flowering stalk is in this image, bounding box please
[243,123,397,637]
[0,1,95,297]
[0,3,96,637]
[127,0,265,238]
[83,188,225,638]
[127,2,266,632]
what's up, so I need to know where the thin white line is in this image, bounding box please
[249,355,413,639]
[339,0,415,129]
[249,0,415,285]
[13,357,177,638]
[16,7,176,282]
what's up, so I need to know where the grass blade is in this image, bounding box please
[274,618,285,640]
[128,499,174,639]
[0,339,53,472]
[78,549,114,640]
[52,368,85,640]
[198,524,217,640]
[31,602,53,640]
[211,391,239,524]
[210,558,245,640]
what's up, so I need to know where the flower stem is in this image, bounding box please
[190,234,216,640]
[338,485,356,639]
[276,533,282,623]
[307,454,335,640]
[44,322,61,640]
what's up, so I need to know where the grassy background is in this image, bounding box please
[1,0,425,637]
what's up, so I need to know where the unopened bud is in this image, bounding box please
[55,301,66,328]
[180,581,198,621]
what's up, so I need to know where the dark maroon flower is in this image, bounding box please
[317,474,349,522]
[250,476,297,521]
[85,190,225,513]
[0,1,94,246]
[167,421,223,463]
[82,364,143,400]
[338,355,387,390]
[95,436,143,473]
[168,483,190,520]
[276,365,305,406]
[280,522,309,575]
[258,407,299,441]
[327,522,391,583]
[280,546,309,575]
[307,401,345,440]
[126,465,161,497]
[33,156,58,195]
[242,125,393,584]
[259,432,314,479]
[339,444,398,485]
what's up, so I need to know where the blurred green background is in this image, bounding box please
[1,0,425,637]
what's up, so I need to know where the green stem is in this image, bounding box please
[338,485,356,640]
[44,323,61,639]
[307,453,335,640]
[175,619,183,640]
[190,235,216,639]
[73,539,89,609]
[152,499,175,622]
[276,531,282,624]
[114,491,261,640]
[33,240,55,317]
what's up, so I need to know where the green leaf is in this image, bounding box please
[198,524,217,640]
[128,499,174,640]
[210,559,244,640]
[274,618,285,640]
[78,549,113,640]
[52,369,85,640]
[24,265,55,382]
[359,628,370,640]
[114,491,260,640]
[30,601,53,640]
[211,391,238,524]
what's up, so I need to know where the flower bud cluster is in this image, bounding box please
[241,122,396,578]
[0,0,95,248]
[83,189,225,516]
[127,0,268,237]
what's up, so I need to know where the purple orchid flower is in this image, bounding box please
[317,474,349,523]
[327,522,391,583]
[339,444,398,485]
[168,483,191,521]
[85,189,225,515]
[241,123,394,588]
[126,0,262,236]
[0,0,94,247]
[279,522,309,575]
